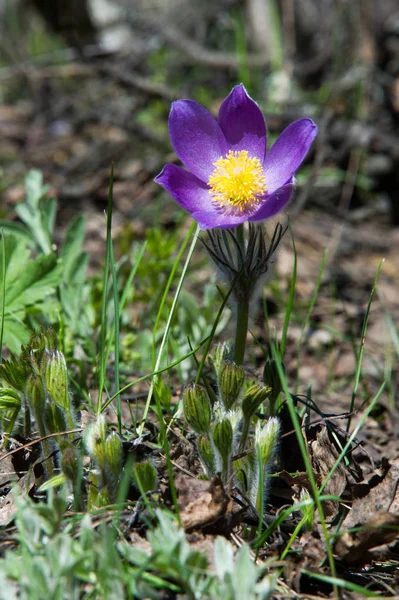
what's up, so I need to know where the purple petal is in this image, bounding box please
[263,119,317,193]
[191,208,248,230]
[249,180,294,222]
[154,164,212,212]
[218,84,266,161]
[169,100,227,182]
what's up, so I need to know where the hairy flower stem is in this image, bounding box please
[223,455,232,490]
[233,224,249,365]
[233,300,249,365]
[238,416,251,454]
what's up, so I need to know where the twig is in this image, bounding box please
[1,428,83,461]
[129,13,269,70]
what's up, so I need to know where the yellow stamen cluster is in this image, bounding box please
[208,150,267,212]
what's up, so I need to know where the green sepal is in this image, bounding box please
[183,384,212,434]
[242,384,271,419]
[133,461,157,493]
[218,361,245,410]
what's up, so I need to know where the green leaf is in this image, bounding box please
[0,387,21,409]
[0,221,34,243]
[0,234,62,352]
[4,252,62,311]
[38,473,68,492]
[59,214,87,282]
[40,196,57,239]
[214,536,234,579]
[14,170,54,254]
[25,170,50,211]
[3,318,31,353]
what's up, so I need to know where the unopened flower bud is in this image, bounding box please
[234,452,256,496]
[84,416,107,469]
[44,401,68,435]
[42,350,69,411]
[0,387,21,410]
[218,361,245,410]
[183,384,211,434]
[212,418,233,464]
[299,489,314,531]
[61,445,80,484]
[25,375,45,415]
[255,417,280,467]
[242,384,271,419]
[262,359,283,408]
[133,461,157,493]
[0,356,26,392]
[105,432,123,480]
[197,434,215,475]
[209,343,229,377]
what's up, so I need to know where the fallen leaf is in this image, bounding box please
[180,474,230,532]
[305,424,348,517]
[0,469,36,527]
[334,512,399,565]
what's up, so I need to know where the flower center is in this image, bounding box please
[208,150,267,212]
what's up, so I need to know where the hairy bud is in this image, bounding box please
[262,359,283,410]
[255,417,280,467]
[61,445,80,484]
[212,418,233,464]
[218,361,245,410]
[105,432,123,481]
[242,384,271,420]
[209,342,230,378]
[197,433,215,476]
[183,384,212,434]
[84,416,107,470]
[133,461,157,493]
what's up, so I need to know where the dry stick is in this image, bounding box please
[281,0,297,65]
[0,428,83,461]
[99,64,178,102]
[247,0,273,58]
[128,12,269,70]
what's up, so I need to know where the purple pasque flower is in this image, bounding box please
[155,84,317,230]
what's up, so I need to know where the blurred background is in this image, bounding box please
[0,0,399,410]
[1,0,398,226]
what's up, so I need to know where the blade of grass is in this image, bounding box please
[194,282,235,385]
[320,380,386,496]
[97,167,114,414]
[346,259,384,431]
[253,494,341,549]
[119,242,147,314]
[151,222,196,368]
[300,570,392,598]
[100,335,210,413]
[271,342,338,595]
[139,224,199,435]
[138,225,199,524]
[109,240,121,434]
[295,249,327,393]
[103,241,147,432]
[279,223,297,358]
[0,231,5,360]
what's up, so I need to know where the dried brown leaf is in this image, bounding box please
[305,424,347,517]
[334,512,399,565]
[0,469,36,527]
[180,474,230,532]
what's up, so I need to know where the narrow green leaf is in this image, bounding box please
[38,473,68,492]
